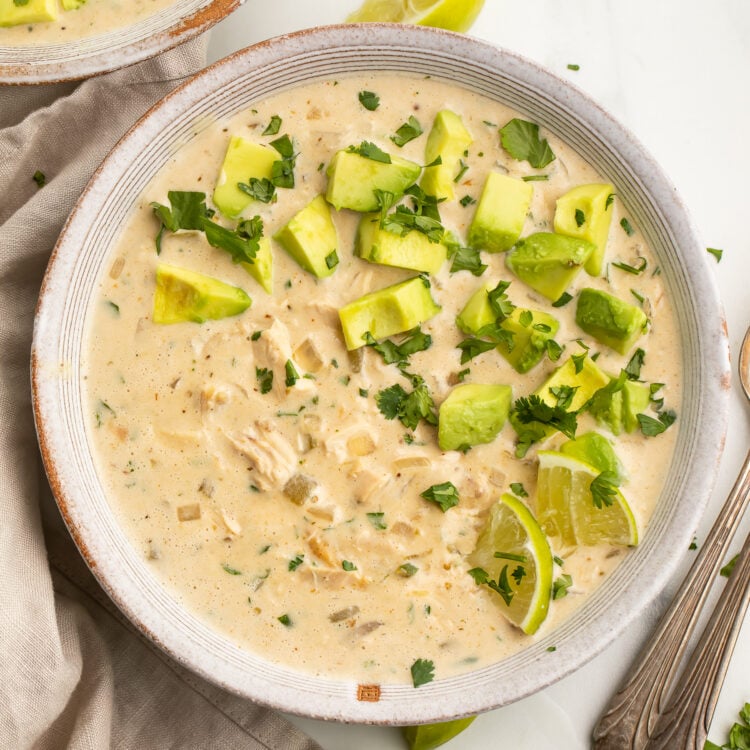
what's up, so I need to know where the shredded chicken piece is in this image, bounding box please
[220,508,242,536]
[306,533,338,567]
[226,419,297,490]
[253,319,293,398]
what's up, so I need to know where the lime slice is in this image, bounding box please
[536,451,638,547]
[468,493,553,634]
[402,716,476,750]
[346,0,485,33]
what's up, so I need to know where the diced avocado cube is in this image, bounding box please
[622,379,652,433]
[505,232,595,301]
[338,276,441,350]
[499,309,559,374]
[61,0,85,9]
[0,0,57,26]
[560,431,625,483]
[438,384,512,451]
[153,264,251,325]
[325,148,421,212]
[575,287,648,354]
[355,213,447,274]
[420,110,473,201]
[456,282,559,373]
[273,194,339,279]
[212,136,277,218]
[554,183,614,276]
[589,381,624,436]
[240,236,273,294]
[468,173,533,253]
[455,282,496,334]
[510,354,610,442]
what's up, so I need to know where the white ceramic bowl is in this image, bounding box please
[0,0,239,84]
[32,24,731,724]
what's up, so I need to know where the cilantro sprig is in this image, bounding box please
[420,481,460,512]
[500,118,556,169]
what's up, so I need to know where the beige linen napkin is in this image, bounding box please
[0,41,322,750]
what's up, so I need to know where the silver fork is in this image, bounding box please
[592,326,750,749]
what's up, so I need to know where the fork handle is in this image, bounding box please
[591,448,750,749]
[648,530,750,748]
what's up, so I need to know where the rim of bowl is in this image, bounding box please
[31,23,731,724]
[0,0,239,85]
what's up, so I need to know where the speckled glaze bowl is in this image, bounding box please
[0,0,239,84]
[31,24,730,724]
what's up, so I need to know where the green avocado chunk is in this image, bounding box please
[505,232,595,301]
[420,109,473,201]
[273,194,339,278]
[468,172,533,253]
[402,717,477,750]
[575,287,648,354]
[153,264,251,324]
[212,136,277,218]
[560,431,625,483]
[438,383,512,451]
[338,276,441,350]
[325,148,421,212]
[240,236,273,294]
[554,183,614,276]
[456,282,559,373]
[355,213,447,273]
[510,354,610,443]
[0,0,57,25]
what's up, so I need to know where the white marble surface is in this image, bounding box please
[206,2,750,747]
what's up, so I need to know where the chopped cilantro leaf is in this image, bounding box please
[574,208,585,227]
[237,177,276,203]
[552,292,573,308]
[521,174,549,182]
[32,170,46,188]
[720,553,738,578]
[364,326,432,366]
[513,394,578,440]
[457,337,497,364]
[625,348,646,380]
[620,217,635,236]
[511,565,526,586]
[150,190,215,253]
[325,250,339,269]
[256,367,273,394]
[410,658,435,688]
[288,554,304,571]
[590,471,619,509]
[448,244,487,276]
[262,115,282,135]
[202,219,260,265]
[222,564,242,575]
[284,360,300,388]
[391,115,423,147]
[637,410,677,436]
[348,141,391,164]
[567,63,580,71]
[366,512,387,530]
[612,257,647,275]
[707,247,723,263]
[459,194,477,206]
[342,560,357,571]
[358,90,380,111]
[398,562,418,577]
[499,118,556,169]
[454,158,469,183]
[375,375,437,430]
[420,481,459,512]
[553,574,573,599]
[510,482,528,498]
[277,614,292,626]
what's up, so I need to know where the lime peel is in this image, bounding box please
[346,0,485,33]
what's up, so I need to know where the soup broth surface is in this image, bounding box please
[84,73,680,685]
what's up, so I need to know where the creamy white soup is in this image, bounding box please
[83,73,680,687]
[0,0,178,44]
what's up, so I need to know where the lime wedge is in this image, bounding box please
[346,0,485,33]
[536,451,638,547]
[402,716,476,750]
[468,493,553,634]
